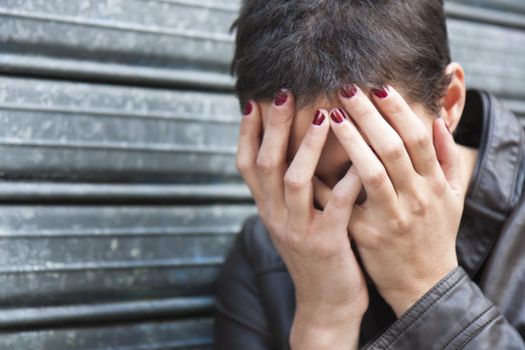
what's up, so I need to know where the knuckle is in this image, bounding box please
[267,111,293,127]
[410,131,431,149]
[266,216,280,237]
[431,178,447,197]
[256,156,277,175]
[284,172,308,192]
[391,214,411,233]
[365,169,388,187]
[300,131,318,149]
[350,102,371,120]
[235,156,251,174]
[283,230,302,249]
[387,99,405,117]
[410,195,429,216]
[381,139,405,161]
[340,130,359,146]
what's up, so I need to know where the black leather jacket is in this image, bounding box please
[214,89,525,349]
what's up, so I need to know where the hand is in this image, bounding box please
[314,85,464,317]
[235,91,368,349]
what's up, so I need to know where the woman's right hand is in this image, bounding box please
[235,90,368,350]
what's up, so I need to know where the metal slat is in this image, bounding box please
[0,1,235,70]
[1,1,524,103]
[0,266,220,307]
[1,3,524,102]
[0,205,257,306]
[0,318,213,350]
[445,2,525,29]
[0,297,214,329]
[448,19,525,99]
[0,76,240,181]
[0,53,235,90]
[447,0,525,15]
[0,182,251,202]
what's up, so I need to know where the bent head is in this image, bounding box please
[231,0,467,187]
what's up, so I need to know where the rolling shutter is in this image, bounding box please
[0,0,522,348]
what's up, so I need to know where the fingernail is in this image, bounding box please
[340,84,357,99]
[445,121,452,134]
[313,110,325,126]
[274,89,288,106]
[373,86,389,99]
[243,101,253,115]
[330,108,346,124]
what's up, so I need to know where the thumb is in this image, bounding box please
[433,117,462,194]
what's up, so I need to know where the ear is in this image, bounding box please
[439,62,466,134]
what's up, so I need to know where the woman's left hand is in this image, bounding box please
[315,84,465,317]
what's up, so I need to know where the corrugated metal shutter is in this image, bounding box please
[0,1,522,349]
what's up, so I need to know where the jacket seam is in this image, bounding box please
[503,100,524,212]
[363,268,464,349]
[385,273,467,349]
[509,126,525,210]
[467,90,492,200]
[441,304,494,350]
[457,310,498,350]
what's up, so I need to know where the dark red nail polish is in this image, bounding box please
[330,108,346,124]
[274,90,288,106]
[373,86,389,99]
[340,84,357,98]
[313,111,325,126]
[243,101,253,115]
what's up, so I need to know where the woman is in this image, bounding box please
[215,0,525,349]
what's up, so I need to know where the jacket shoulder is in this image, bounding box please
[213,214,289,349]
[234,214,287,274]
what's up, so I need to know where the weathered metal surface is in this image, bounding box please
[1,1,525,101]
[0,318,213,350]
[0,0,521,349]
[0,182,252,202]
[448,19,525,99]
[0,204,256,306]
[448,0,525,14]
[0,297,213,328]
[0,76,240,181]
[446,2,525,29]
[0,0,236,69]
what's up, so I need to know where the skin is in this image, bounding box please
[235,63,479,349]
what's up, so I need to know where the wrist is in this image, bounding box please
[384,264,459,317]
[290,314,362,350]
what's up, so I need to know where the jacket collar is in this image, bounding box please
[455,89,525,278]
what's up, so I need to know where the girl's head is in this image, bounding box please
[231,0,467,186]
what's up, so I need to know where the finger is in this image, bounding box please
[284,109,330,229]
[236,101,267,216]
[329,107,397,205]
[322,166,363,233]
[312,175,332,210]
[433,117,462,194]
[256,89,295,215]
[337,84,415,191]
[369,84,441,177]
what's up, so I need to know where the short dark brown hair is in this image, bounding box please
[231,0,452,114]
